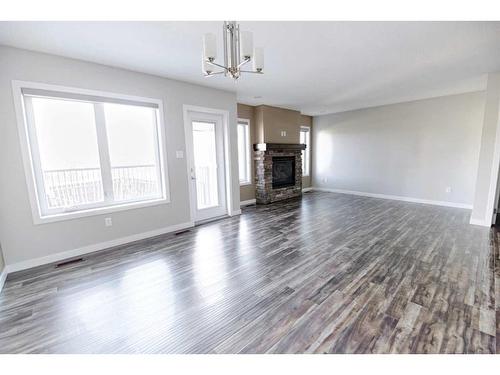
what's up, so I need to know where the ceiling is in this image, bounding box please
[0,21,499,115]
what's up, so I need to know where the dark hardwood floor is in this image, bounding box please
[0,191,497,353]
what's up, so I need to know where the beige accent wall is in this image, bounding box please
[238,104,313,199]
[238,103,256,202]
[255,105,302,144]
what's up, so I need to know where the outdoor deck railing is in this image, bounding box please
[42,165,159,208]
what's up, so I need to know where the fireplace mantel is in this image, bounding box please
[253,143,306,152]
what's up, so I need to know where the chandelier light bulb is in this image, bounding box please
[239,31,253,60]
[253,47,264,72]
[203,33,217,60]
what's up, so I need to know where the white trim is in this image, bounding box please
[302,187,313,192]
[0,268,7,294]
[240,199,256,206]
[93,103,114,203]
[230,209,242,216]
[5,221,194,274]
[484,99,500,226]
[469,218,490,227]
[11,80,171,225]
[312,187,473,209]
[13,80,164,107]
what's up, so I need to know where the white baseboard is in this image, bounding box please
[469,218,491,227]
[230,209,242,216]
[0,268,7,293]
[313,187,473,209]
[240,199,256,207]
[302,187,313,192]
[5,221,194,275]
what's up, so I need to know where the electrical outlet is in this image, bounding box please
[105,217,112,227]
[445,187,452,193]
[176,150,184,159]
[323,177,328,183]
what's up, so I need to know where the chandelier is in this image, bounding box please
[202,21,264,80]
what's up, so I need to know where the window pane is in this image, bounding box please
[301,129,310,176]
[104,103,162,202]
[305,131,310,175]
[301,130,306,175]
[192,121,219,209]
[31,97,104,209]
[237,124,248,183]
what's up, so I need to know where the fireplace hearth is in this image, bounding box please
[254,143,306,204]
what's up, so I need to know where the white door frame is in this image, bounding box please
[478,91,500,227]
[183,105,234,223]
[485,113,500,226]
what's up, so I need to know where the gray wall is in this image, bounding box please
[312,92,485,206]
[0,46,239,266]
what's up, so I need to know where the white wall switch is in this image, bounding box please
[105,217,112,227]
[176,150,184,159]
[445,187,452,193]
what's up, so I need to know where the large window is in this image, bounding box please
[237,119,251,185]
[300,126,311,177]
[14,82,168,223]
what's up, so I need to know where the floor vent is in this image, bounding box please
[175,230,191,235]
[55,258,84,268]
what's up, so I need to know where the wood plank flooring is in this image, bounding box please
[0,191,497,353]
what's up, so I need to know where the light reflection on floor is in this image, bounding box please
[193,225,228,305]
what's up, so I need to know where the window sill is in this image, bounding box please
[239,181,253,187]
[33,197,170,225]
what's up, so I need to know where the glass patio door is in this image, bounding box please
[185,111,227,222]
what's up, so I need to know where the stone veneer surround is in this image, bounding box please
[254,143,306,204]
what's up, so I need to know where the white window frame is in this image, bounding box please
[300,126,311,177]
[237,118,252,186]
[12,80,170,224]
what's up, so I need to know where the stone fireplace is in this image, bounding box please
[254,143,306,204]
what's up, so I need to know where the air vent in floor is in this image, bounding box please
[55,258,85,268]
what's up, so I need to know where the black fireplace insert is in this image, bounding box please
[272,156,295,189]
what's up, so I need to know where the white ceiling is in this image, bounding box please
[0,21,499,115]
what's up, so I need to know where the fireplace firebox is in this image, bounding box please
[272,156,296,189]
